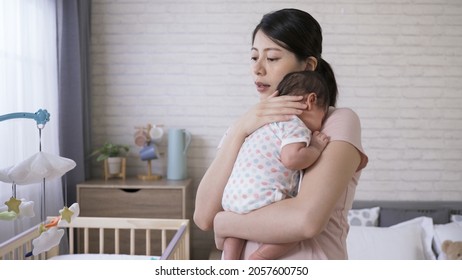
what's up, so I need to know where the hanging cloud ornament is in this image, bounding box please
[0,151,76,185]
[32,227,65,256]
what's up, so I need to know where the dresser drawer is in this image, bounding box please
[78,187,183,219]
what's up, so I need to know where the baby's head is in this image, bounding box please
[277,71,330,111]
[277,71,330,131]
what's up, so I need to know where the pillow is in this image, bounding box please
[348,207,380,226]
[347,216,435,260]
[433,221,462,258]
[450,214,462,223]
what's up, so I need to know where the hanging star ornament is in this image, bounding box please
[58,203,80,226]
[4,197,22,214]
[0,198,34,221]
[59,207,74,223]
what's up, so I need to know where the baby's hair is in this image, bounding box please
[277,71,330,111]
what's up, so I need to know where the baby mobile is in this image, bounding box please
[0,109,79,257]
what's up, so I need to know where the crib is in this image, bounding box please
[0,217,190,260]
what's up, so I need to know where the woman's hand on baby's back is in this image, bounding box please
[237,91,307,136]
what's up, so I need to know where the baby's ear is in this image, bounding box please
[305,92,317,110]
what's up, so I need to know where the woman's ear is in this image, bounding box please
[304,56,318,71]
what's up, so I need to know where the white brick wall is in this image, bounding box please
[90,0,462,259]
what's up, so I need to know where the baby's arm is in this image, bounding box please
[280,131,329,170]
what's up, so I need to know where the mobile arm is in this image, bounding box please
[0,109,50,126]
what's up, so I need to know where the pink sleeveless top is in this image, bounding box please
[241,107,368,260]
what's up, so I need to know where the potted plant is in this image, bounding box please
[90,142,129,179]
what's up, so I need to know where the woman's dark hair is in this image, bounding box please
[252,8,338,107]
[277,71,330,112]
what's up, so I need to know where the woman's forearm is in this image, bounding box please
[215,198,310,244]
[214,141,361,243]
[193,125,247,230]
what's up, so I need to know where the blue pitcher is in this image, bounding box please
[167,128,191,180]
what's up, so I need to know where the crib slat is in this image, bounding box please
[69,228,74,254]
[130,228,135,255]
[25,241,31,258]
[99,228,104,253]
[161,229,166,252]
[145,229,151,256]
[114,229,120,254]
[84,227,89,253]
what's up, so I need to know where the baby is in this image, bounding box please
[222,70,331,260]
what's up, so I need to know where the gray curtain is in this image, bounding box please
[57,0,92,205]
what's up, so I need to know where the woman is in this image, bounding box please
[194,8,368,260]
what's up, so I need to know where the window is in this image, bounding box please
[0,0,62,243]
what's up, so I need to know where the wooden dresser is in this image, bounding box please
[77,178,190,219]
[75,178,191,255]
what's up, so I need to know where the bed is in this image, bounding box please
[347,200,462,260]
[0,217,190,260]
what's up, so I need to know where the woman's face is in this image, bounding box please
[251,30,309,100]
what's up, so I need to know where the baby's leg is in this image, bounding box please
[222,237,246,260]
[249,242,298,260]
